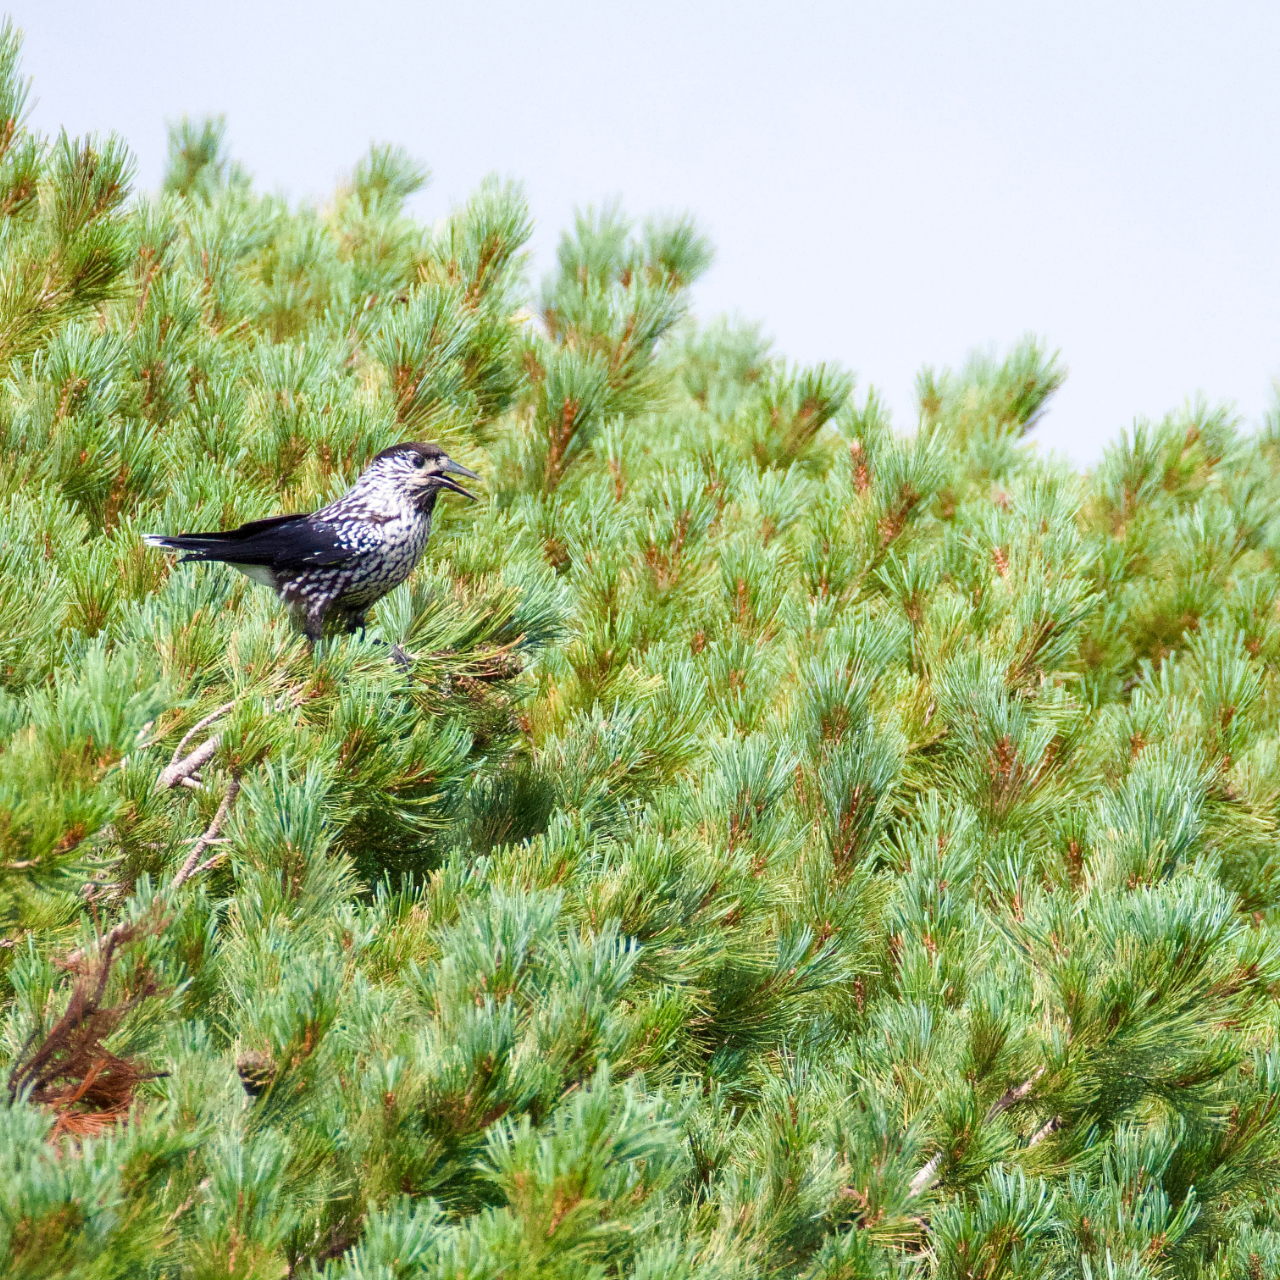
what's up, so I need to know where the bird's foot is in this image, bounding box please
[350,632,413,670]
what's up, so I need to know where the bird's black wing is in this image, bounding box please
[144,514,363,569]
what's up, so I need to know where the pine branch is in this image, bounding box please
[171,774,241,889]
[155,700,236,791]
[908,1153,943,1199]
[1027,1116,1060,1147]
[984,1067,1045,1124]
[908,1068,1047,1197]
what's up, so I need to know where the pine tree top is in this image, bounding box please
[3,18,1280,1279]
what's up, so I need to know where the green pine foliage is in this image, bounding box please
[4,19,1280,1279]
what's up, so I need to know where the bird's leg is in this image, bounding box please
[338,608,410,669]
[303,603,327,648]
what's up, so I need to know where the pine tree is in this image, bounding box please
[4,18,1280,1279]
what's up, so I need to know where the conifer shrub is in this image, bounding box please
[3,20,1280,1278]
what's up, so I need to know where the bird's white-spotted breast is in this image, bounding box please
[294,483,435,612]
[334,511,432,607]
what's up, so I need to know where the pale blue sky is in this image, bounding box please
[18,1,1280,464]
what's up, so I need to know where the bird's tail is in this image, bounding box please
[143,532,241,564]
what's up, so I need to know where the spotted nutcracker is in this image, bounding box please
[144,442,479,644]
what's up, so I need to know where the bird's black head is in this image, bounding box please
[368,442,481,501]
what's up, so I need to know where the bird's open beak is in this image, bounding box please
[437,457,481,500]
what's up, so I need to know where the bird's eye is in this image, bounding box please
[414,455,426,469]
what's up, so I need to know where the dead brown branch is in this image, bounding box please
[8,915,169,1132]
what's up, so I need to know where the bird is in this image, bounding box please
[144,442,479,647]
